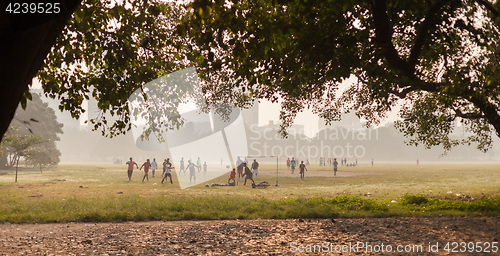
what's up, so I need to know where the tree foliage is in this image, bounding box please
[38,0,191,137]
[26,0,500,153]
[0,94,63,169]
[1,127,46,168]
[177,0,500,152]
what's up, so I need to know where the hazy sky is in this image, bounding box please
[31,73,402,139]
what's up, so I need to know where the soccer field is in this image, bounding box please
[0,162,498,223]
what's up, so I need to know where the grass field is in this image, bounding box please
[0,162,498,223]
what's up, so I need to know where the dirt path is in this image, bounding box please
[1,217,498,255]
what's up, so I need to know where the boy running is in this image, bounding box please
[161,159,173,184]
[228,168,236,184]
[140,159,151,182]
[126,157,138,181]
[241,162,254,185]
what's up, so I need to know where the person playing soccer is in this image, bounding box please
[140,159,151,182]
[236,156,243,180]
[186,159,197,183]
[299,161,307,180]
[125,157,138,181]
[162,159,173,184]
[228,168,236,184]
[151,158,157,178]
[242,162,254,186]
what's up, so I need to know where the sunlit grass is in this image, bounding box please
[0,162,498,223]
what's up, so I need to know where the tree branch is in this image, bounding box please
[409,0,449,66]
[371,0,415,78]
[475,0,499,17]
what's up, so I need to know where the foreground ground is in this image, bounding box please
[1,217,498,255]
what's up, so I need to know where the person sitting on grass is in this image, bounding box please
[140,159,151,182]
[241,162,254,186]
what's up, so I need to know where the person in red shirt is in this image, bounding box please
[228,168,236,184]
[140,159,151,182]
[126,157,138,181]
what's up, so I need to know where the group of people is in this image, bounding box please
[178,157,209,183]
[125,155,345,185]
[285,157,298,174]
[233,157,259,185]
[125,157,173,184]
[126,156,212,184]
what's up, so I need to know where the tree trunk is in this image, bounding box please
[15,157,19,183]
[0,1,81,144]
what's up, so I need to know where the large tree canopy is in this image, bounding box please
[0,0,189,143]
[1,0,500,153]
[178,0,500,152]
[0,0,80,144]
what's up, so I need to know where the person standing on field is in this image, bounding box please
[186,159,197,183]
[236,156,243,180]
[197,157,202,172]
[251,159,259,179]
[299,161,307,180]
[162,159,173,184]
[203,161,207,175]
[151,158,157,178]
[140,159,151,182]
[179,157,185,175]
[126,157,138,182]
[286,158,291,169]
[290,157,296,174]
[333,158,338,176]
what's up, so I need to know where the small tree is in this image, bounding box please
[1,128,46,182]
[24,141,61,173]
